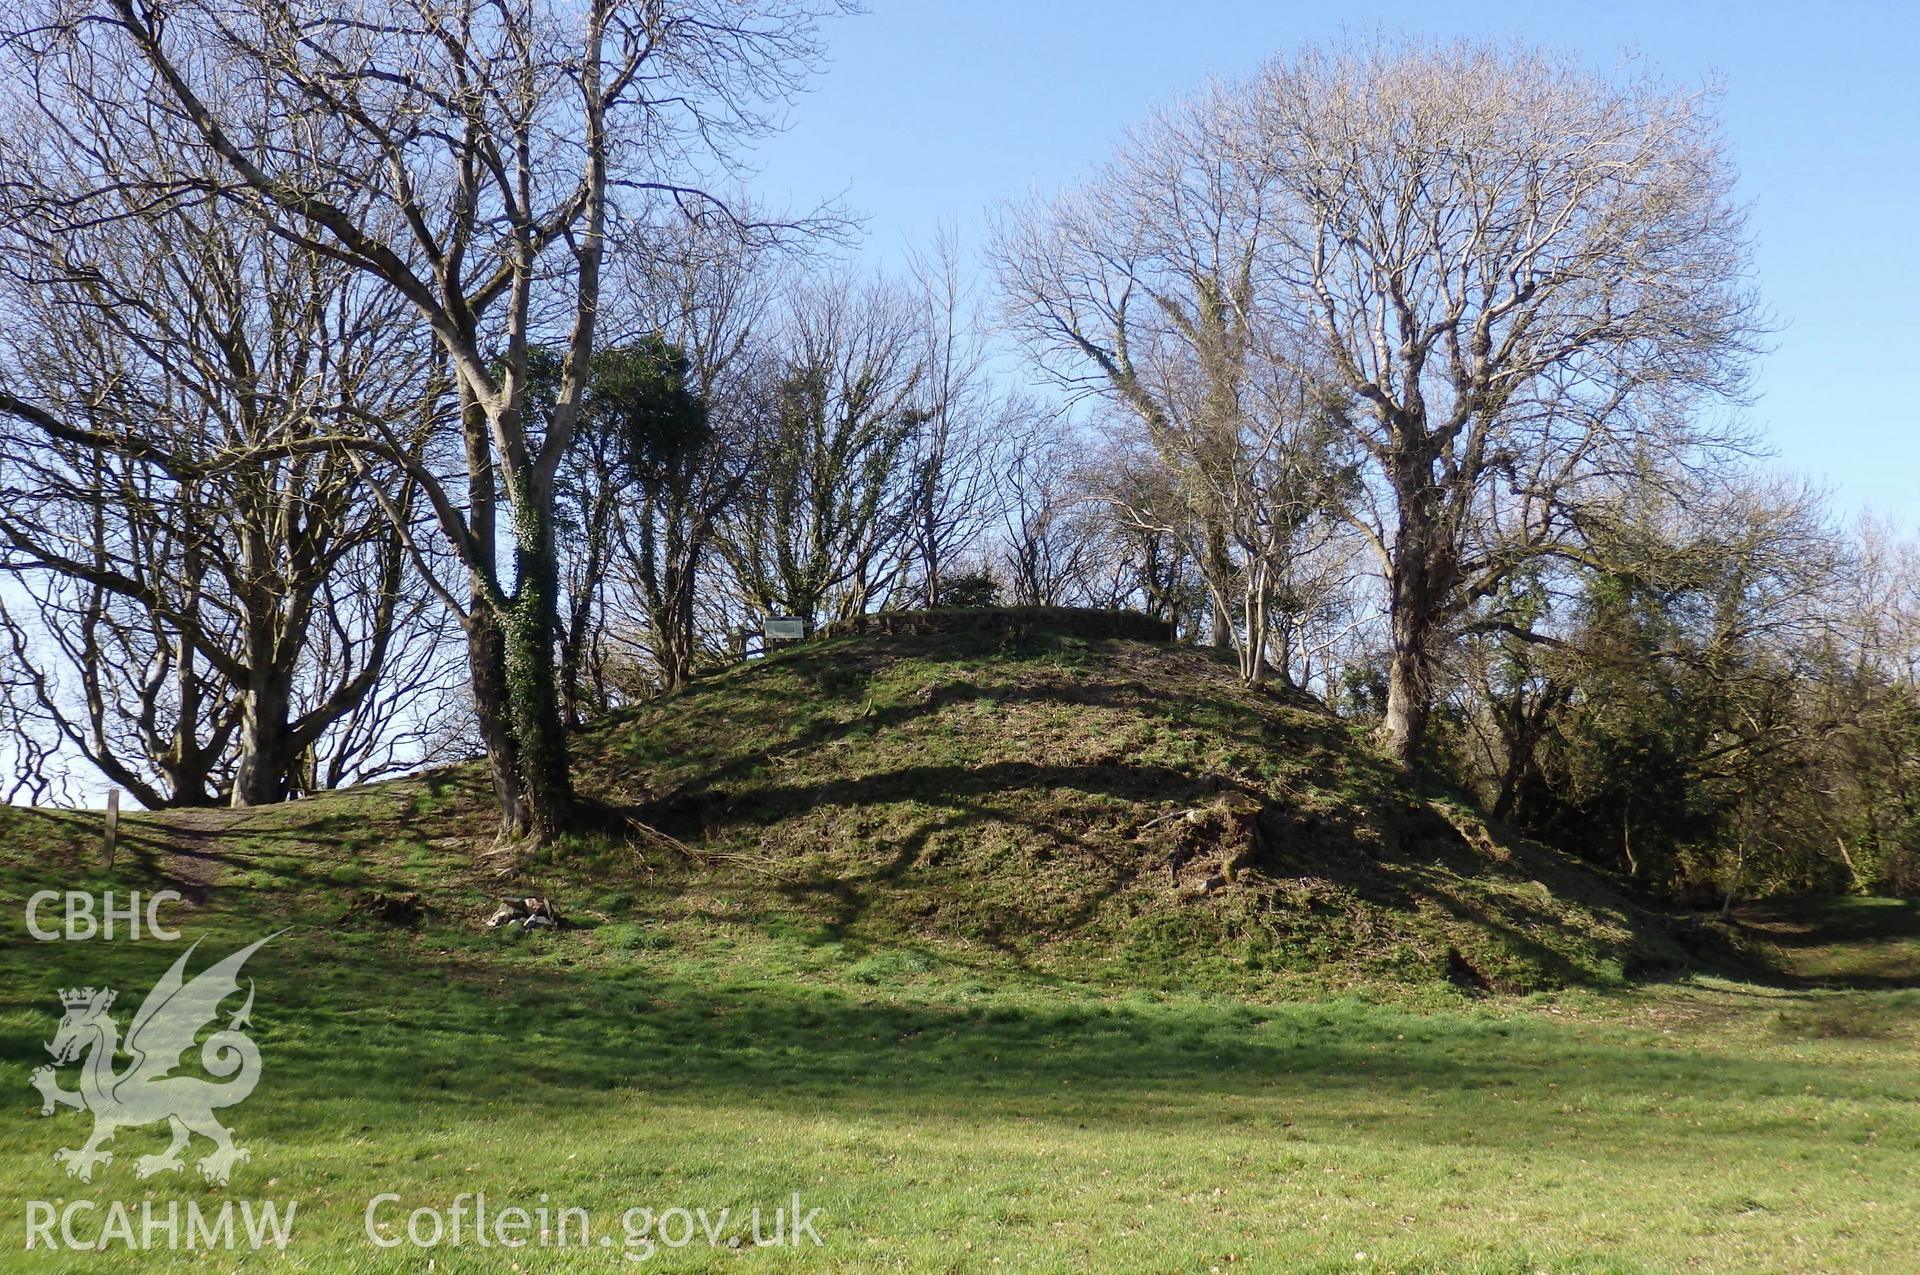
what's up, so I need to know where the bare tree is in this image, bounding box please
[15,0,840,838]
[0,450,243,808]
[717,275,926,633]
[0,598,79,805]
[598,213,778,691]
[1828,522,1920,892]
[0,126,436,805]
[901,231,1010,608]
[998,411,1094,608]
[586,337,723,695]
[1071,441,1210,631]
[992,82,1350,680]
[1242,39,1763,765]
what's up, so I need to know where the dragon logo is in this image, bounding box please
[29,934,279,1186]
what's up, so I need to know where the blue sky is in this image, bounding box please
[749,0,1919,528]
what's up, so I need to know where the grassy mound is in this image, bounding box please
[0,618,1693,996]
[555,621,1685,994]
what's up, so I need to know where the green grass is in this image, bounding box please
[0,628,1915,1270]
[3,821,1920,1267]
[3,842,1918,1271]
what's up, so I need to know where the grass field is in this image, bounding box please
[1,813,1916,1273]
[1,631,1915,1272]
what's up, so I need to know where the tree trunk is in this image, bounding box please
[452,385,538,841]
[503,482,572,841]
[1206,522,1233,650]
[1490,683,1566,822]
[1239,566,1268,687]
[560,481,614,727]
[231,670,293,807]
[1377,457,1453,770]
[664,560,697,692]
[1379,541,1441,770]
[467,606,528,840]
[1380,645,1429,770]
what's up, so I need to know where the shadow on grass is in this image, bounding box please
[1730,897,1920,990]
[2,925,1899,1163]
[1738,897,1920,945]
